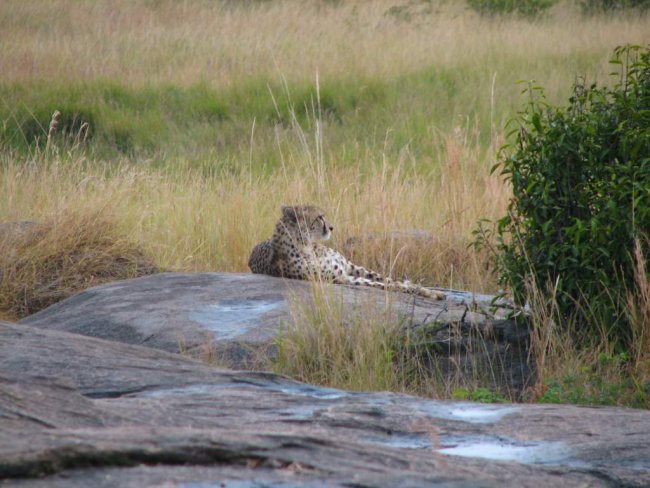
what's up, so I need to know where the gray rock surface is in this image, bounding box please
[20,272,531,392]
[1,321,649,487]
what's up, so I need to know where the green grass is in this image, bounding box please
[1,81,227,157]
[535,349,648,408]
[0,48,610,171]
[451,387,509,403]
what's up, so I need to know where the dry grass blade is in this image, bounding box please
[628,238,650,381]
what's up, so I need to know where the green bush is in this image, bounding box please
[467,0,558,18]
[579,0,650,15]
[478,45,650,346]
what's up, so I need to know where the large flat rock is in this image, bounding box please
[1,321,648,487]
[19,272,530,391]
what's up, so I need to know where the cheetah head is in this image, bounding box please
[280,205,333,244]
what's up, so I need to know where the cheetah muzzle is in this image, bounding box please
[248,205,445,300]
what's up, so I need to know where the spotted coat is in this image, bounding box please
[248,205,445,300]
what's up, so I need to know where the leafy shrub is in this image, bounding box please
[477,45,650,346]
[579,0,650,14]
[467,0,558,18]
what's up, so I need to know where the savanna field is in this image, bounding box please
[1,0,648,405]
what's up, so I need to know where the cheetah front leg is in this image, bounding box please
[346,263,391,283]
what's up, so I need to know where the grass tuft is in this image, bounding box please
[275,281,523,401]
[0,206,158,319]
[525,273,649,408]
[276,281,415,392]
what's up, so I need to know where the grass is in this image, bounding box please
[0,134,505,292]
[273,264,648,407]
[0,0,648,406]
[2,1,646,86]
[276,281,520,399]
[276,283,408,392]
[0,205,158,320]
[1,1,648,165]
[524,264,650,409]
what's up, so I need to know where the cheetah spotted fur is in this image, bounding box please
[248,205,445,299]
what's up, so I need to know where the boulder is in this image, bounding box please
[20,272,531,393]
[1,321,648,487]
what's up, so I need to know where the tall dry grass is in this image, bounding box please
[276,282,408,392]
[0,122,506,294]
[524,263,649,408]
[0,206,158,319]
[627,238,650,382]
[1,0,648,89]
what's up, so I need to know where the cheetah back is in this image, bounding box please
[248,239,280,276]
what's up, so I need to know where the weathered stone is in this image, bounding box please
[1,321,648,487]
[19,272,531,393]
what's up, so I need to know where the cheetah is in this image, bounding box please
[248,205,445,300]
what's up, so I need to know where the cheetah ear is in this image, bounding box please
[281,205,298,222]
